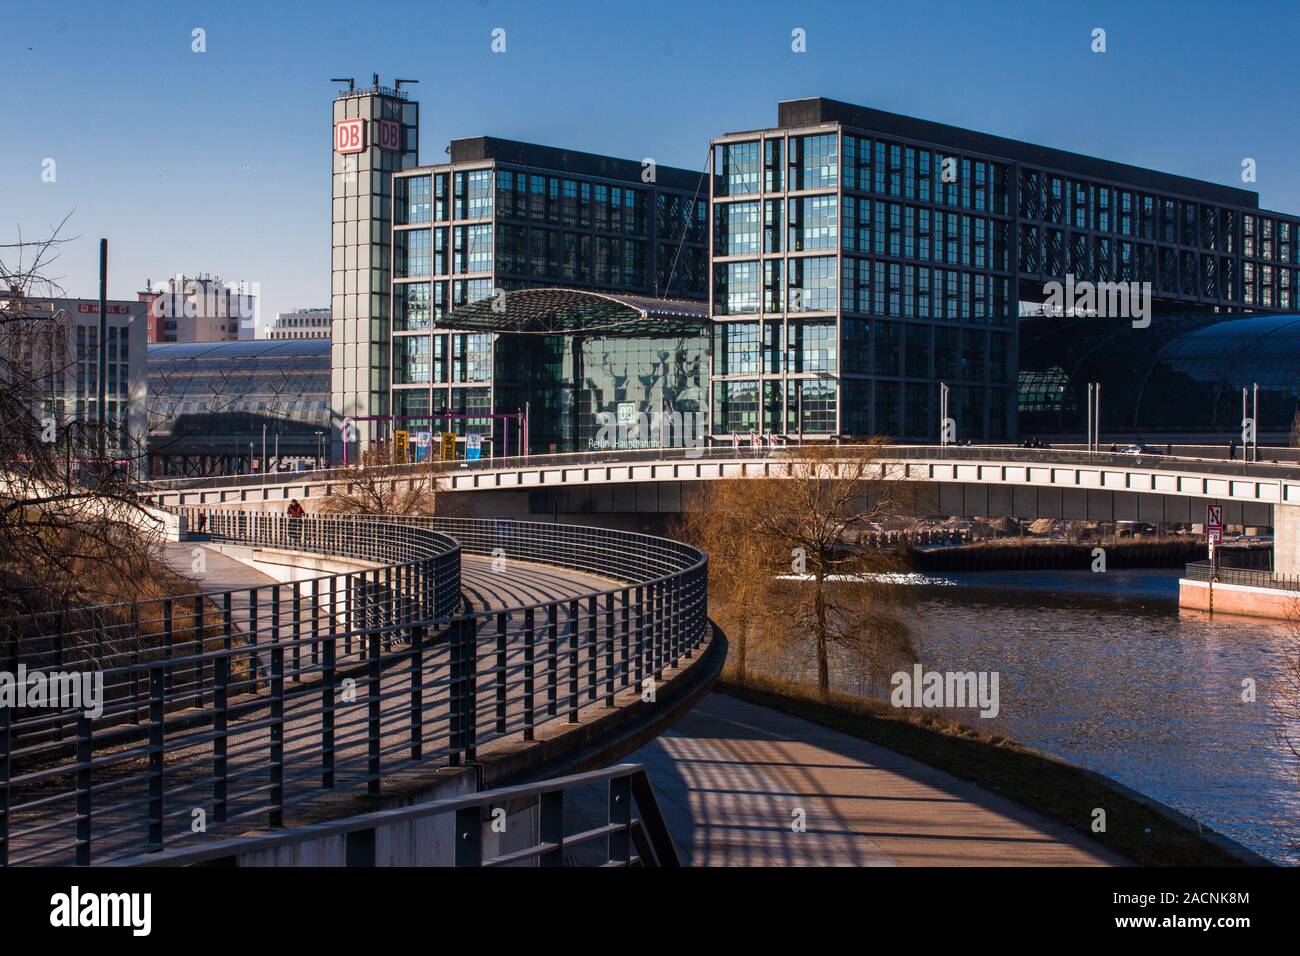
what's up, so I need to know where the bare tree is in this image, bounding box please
[318,443,446,516]
[675,480,786,686]
[678,442,915,698]
[0,222,161,637]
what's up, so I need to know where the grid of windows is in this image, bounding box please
[711,122,1018,440]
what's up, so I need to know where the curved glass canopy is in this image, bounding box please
[447,287,707,336]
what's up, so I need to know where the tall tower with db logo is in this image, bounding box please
[330,74,419,457]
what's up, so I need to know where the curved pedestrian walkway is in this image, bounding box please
[9,541,631,865]
[574,692,1122,866]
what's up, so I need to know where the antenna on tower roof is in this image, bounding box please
[395,78,418,91]
[330,76,355,92]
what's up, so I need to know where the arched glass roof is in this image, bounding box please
[446,288,707,335]
[1019,312,1300,437]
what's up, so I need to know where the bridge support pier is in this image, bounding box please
[1273,502,1300,575]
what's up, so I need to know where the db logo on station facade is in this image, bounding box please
[376,118,401,152]
[334,118,366,154]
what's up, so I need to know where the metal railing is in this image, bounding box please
[145,441,1300,500]
[3,515,462,750]
[0,514,708,866]
[110,763,680,867]
[1184,559,1300,592]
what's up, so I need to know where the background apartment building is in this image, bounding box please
[263,307,331,339]
[142,274,258,343]
[0,291,147,465]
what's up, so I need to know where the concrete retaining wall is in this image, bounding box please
[1178,577,1300,620]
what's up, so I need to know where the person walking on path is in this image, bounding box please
[287,499,305,543]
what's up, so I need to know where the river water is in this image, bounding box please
[874,569,1299,864]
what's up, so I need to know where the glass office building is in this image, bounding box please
[389,137,709,454]
[340,89,1300,453]
[710,98,1300,443]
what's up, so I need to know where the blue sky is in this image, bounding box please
[3,0,1298,322]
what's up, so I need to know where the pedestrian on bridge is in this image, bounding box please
[287,498,305,544]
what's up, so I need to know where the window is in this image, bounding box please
[788,195,838,251]
[715,322,760,375]
[764,139,783,192]
[396,282,431,330]
[455,224,493,273]
[396,334,432,383]
[792,134,838,190]
[787,256,837,312]
[715,261,760,314]
[397,229,431,277]
[718,202,760,256]
[723,142,760,196]
[788,320,837,374]
[452,333,492,383]
[400,176,431,224]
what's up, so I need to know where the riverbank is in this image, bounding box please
[909,536,1209,572]
[718,672,1270,867]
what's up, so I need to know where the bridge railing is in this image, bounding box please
[0,514,707,867]
[110,762,681,868]
[145,442,1300,499]
[1184,560,1300,592]
[3,515,462,748]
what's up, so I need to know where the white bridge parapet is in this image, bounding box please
[147,446,1296,526]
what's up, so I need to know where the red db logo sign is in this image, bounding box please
[376,118,401,152]
[334,118,366,154]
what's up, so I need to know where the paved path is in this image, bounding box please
[574,692,1123,867]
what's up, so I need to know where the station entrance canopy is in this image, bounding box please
[447,288,707,336]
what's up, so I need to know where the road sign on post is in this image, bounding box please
[1206,504,1223,535]
[1207,504,1223,568]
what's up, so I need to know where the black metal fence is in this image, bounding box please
[1184,559,1300,592]
[0,514,707,866]
[112,762,680,867]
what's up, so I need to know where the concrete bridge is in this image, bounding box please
[148,444,1293,567]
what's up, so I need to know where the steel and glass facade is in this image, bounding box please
[341,90,1300,452]
[710,98,1300,443]
[390,137,708,454]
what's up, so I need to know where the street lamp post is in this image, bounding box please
[1252,383,1259,462]
[939,382,950,454]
